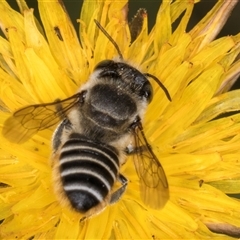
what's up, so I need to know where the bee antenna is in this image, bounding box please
[94,19,124,60]
[144,73,172,101]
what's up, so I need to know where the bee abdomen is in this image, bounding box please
[59,133,120,213]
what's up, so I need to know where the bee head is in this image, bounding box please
[94,60,153,103]
[93,20,171,103]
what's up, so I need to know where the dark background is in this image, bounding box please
[6,0,240,88]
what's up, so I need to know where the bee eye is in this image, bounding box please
[94,60,114,70]
[94,60,120,79]
[140,82,153,102]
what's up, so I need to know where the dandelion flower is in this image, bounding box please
[1,0,240,239]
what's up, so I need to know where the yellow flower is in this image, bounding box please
[1,0,240,239]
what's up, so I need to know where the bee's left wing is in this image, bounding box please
[131,120,169,209]
[2,93,82,143]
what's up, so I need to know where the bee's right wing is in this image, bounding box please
[2,93,82,143]
[131,120,169,209]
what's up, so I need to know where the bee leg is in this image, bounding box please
[125,145,147,155]
[80,175,127,222]
[110,174,128,204]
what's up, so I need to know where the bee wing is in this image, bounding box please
[2,93,82,143]
[132,122,169,209]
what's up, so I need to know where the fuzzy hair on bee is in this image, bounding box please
[3,19,171,219]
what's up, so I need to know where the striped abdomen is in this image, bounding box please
[59,133,120,213]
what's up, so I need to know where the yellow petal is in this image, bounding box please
[38,0,86,84]
[189,0,238,53]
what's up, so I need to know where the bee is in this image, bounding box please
[3,20,171,219]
